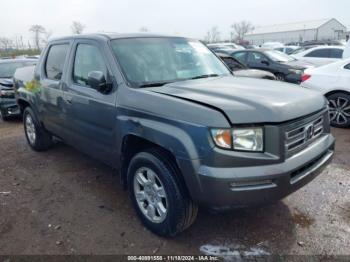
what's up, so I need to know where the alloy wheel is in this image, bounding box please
[329,97,350,126]
[25,114,36,145]
[133,167,168,223]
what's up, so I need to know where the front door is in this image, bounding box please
[62,40,118,165]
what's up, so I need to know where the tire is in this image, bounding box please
[23,107,53,151]
[0,109,10,121]
[127,148,198,237]
[327,92,350,128]
[274,73,285,82]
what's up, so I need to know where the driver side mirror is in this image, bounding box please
[87,71,112,93]
[261,59,270,66]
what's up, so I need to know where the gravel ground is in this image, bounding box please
[0,119,349,258]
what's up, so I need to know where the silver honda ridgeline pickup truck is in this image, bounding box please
[15,34,335,236]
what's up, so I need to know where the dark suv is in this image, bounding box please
[229,49,314,83]
[16,34,335,236]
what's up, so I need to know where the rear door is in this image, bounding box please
[38,41,72,135]
[62,39,118,165]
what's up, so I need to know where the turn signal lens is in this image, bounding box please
[211,129,232,149]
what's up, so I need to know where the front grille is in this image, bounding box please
[285,115,324,152]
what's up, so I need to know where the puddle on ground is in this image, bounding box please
[292,210,315,228]
[200,243,270,261]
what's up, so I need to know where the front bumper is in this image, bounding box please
[0,98,20,117]
[192,134,335,209]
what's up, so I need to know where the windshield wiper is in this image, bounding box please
[191,74,219,80]
[138,82,172,88]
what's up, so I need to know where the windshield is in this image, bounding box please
[0,62,25,78]
[111,37,230,87]
[265,50,296,62]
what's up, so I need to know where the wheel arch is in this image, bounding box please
[120,134,191,197]
[325,89,350,98]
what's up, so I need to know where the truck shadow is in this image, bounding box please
[173,202,296,255]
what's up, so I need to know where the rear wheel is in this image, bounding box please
[127,148,198,237]
[327,92,350,128]
[23,107,53,151]
[274,73,285,82]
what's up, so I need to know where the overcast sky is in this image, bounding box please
[1,0,349,43]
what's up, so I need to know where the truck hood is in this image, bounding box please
[147,76,326,124]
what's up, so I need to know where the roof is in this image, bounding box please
[51,33,183,42]
[246,18,342,36]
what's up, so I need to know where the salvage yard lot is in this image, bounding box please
[0,119,349,257]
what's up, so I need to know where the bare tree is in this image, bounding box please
[43,30,53,45]
[139,27,149,32]
[0,37,13,50]
[231,21,254,41]
[29,24,46,50]
[71,21,85,34]
[203,26,221,43]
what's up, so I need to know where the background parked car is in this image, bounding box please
[216,52,276,80]
[292,46,344,67]
[0,59,37,121]
[261,42,284,49]
[229,49,314,83]
[207,42,245,50]
[274,46,300,55]
[343,40,350,59]
[301,58,350,128]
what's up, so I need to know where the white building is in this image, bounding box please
[244,18,347,45]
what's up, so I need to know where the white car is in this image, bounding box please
[261,42,284,49]
[343,40,350,59]
[274,46,300,55]
[301,58,350,127]
[292,46,344,67]
[207,43,245,50]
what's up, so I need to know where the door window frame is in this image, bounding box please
[42,41,71,81]
[65,39,114,93]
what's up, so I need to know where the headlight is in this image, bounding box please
[233,127,264,152]
[211,127,264,152]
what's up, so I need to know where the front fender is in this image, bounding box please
[116,109,214,161]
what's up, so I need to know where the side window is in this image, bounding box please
[344,63,350,70]
[73,44,106,87]
[222,57,243,70]
[45,44,69,80]
[232,52,247,63]
[305,49,330,58]
[330,49,344,58]
[247,52,265,63]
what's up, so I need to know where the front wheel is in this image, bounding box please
[327,92,350,128]
[127,148,198,237]
[23,107,53,151]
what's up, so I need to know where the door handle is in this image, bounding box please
[66,98,72,104]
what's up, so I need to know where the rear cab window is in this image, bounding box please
[45,44,69,80]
